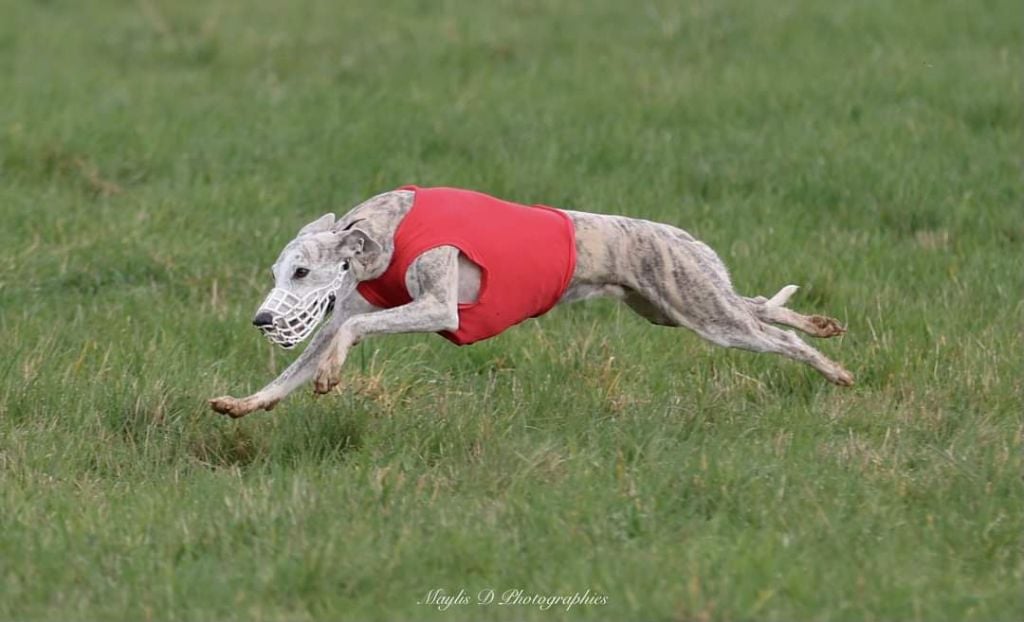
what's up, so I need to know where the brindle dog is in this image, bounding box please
[210,190,852,418]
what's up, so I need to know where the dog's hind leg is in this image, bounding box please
[707,318,855,386]
[562,210,853,384]
[644,289,855,386]
[620,232,853,385]
[745,285,846,338]
[679,295,853,386]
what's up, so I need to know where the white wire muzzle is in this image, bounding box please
[257,269,347,349]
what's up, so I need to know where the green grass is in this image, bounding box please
[1,0,1021,620]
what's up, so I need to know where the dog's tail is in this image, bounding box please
[765,284,799,308]
[745,284,799,309]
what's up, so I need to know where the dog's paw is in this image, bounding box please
[313,372,339,395]
[209,395,253,418]
[829,367,855,387]
[313,364,340,395]
[810,315,847,338]
[209,395,277,418]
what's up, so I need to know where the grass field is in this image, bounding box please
[1,0,1021,620]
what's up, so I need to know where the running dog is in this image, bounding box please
[210,186,852,418]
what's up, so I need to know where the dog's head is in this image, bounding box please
[252,213,382,349]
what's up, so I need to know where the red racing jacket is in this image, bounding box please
[356,186,577,345]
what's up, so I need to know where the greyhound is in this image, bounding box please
[210,188,852,418]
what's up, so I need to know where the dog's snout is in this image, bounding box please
[252,311,275,328]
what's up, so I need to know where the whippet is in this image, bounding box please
[210,187,852,418]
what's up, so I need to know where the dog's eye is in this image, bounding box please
[341,260,350,271]
[293,267,310,279]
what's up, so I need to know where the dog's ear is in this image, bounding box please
[332,228,385,279]
[336,228,382,260]
[297,213,336,236]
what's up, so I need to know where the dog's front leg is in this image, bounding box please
[313,247,460,394]
[209,318,339,418]
[210,294,376,418]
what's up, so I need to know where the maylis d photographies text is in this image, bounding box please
[418,588,609,612]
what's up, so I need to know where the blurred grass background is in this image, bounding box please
[0,0,1021,620]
